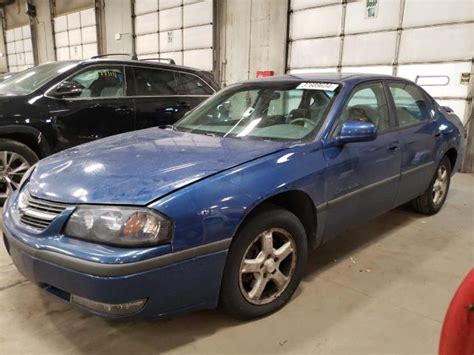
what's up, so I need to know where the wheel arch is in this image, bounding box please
[0,126,52,158]
[233,190,319,250]
[444,147,458,173]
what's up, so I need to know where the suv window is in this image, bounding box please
[69,67,125,98]
[388,82,429,127]
[133,67,177,95]
[335,82,390,134]
[176,72,213,95]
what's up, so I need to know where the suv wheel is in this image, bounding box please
[220,207,308,320]
[0,139,38,201]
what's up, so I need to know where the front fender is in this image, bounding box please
[0,125,52,157]
[151,144,327,252]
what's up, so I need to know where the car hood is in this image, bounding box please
[28,128,290,205]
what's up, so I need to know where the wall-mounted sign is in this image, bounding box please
[366,0,378,18]
[167,31,173,44]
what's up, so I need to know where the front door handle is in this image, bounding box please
[434,131,442,138]
[388,143,400,151]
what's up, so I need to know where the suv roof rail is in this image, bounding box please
[139,58,176,65]
[91,53,138,60]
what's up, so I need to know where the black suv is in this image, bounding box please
[0,58,218,199]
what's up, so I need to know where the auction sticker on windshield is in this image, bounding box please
[296,82,339,91]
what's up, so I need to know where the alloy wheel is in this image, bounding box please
[0,151,31,199]
[432,165,448,206]
[239,228,297,305]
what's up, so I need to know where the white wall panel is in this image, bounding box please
[399,23,474,63]
[56,47,70,60]
[22,25,31,39]
[159,51,183,65]
[341,65,393,75]
[159,7,182,31]
[6,30,15,43]
[403,0,474,27]
[54,15,68,32]
[80,8,96,27]
[135,0,158,15]
[55,31,69,47]
[82,43,98,58]
[67,13,81,30]
[136,33,159,54]
[7,42,15,54]
[16,53,25,65]
[14,28,22,40]
[135,12,158,35]
[289,67,338,74]
[69,29,82,45]
[290,37,340,68]
[159,0,182,10]
[290,5,342,40]
[159,30,182,52]
[397,62,472,99]
[81,26,97,43]
[345,0,400,34]
[23,39,32,52]
[24,52,34,65]
[8,54,17,66]
[291,0,340,11]
[184,0,212,27]
[436,99,468,123]
[184,25,212,50]
[69,45,83,59]
[343,31,397,66]
[183,48,213,71]
[14,40,24,53]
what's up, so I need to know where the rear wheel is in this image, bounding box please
[0,139,38,202]
[220,207,308,320]
[412,156,451,215]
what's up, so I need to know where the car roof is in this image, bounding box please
[245,72,409,85]
[73,58,207,73]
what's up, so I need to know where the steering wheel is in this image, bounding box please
[290,118,317,129]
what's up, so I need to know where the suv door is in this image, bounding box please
[132,67,214,129]
[386,81,439,206]
[322,81,401,238]
[49,65,135,151]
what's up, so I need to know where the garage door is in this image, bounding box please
[286,0,473,123]
[134,0,214,71]
[54,7,98,61]
[5,25,34,73]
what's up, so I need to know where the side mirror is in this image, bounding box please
[335,120,377,145]
[51,81,83,99]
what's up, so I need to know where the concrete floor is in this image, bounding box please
[0,174,472,355]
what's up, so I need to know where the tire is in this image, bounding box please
[412,156,451,215]
[0,139,38,202]
[220,207,308,320]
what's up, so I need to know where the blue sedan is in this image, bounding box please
[2,73,466,319]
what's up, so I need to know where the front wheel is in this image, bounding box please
[220,207,308,320]
[0,139,38,202]
[412,156,451,215]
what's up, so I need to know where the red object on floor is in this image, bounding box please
[256,71,274,78]
[439,269,474,355]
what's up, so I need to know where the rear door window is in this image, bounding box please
[388,82,430,127]
[176,72,214,95]
[133,67,177,96]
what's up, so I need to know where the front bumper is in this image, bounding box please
[3,225,229,319]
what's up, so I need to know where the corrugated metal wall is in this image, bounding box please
[133,0,214,71]
[287,0,474,123]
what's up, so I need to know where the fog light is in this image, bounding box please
[70,294,146,316]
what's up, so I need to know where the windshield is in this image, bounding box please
[0,61,78,95]
[175,82,339,141]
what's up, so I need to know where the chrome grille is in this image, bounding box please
[18,191,69,231]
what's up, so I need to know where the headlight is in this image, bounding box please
[19,163,37,189]
[64,206,172,247]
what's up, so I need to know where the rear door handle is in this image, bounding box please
[115,106,133,114]
[177,102,191,108]
[388,142,400,151]
[434,131,442,138]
